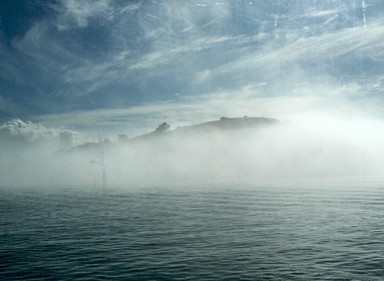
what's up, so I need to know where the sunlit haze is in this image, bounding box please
[1,0,384,187]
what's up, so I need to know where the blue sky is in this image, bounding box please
[1,0,384,138]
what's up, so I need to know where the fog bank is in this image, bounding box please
[1,114,383,189]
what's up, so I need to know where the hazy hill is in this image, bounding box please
[130,116,279,143]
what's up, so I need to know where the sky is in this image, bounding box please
[1,0,384,139]
[1,0,384,187]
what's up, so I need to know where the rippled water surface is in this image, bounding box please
[1,184,384,280]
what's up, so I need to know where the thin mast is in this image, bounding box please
[98,135,106,190]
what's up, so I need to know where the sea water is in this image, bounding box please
[1,184,384,280]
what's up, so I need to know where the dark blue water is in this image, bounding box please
[1,184,384,280]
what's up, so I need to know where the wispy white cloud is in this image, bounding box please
[30,73,384,142]
[53,0,142,30]
[13,22,86,69]
[129,35,238,70]
[302,9,340,18]
[210,19,384,77]
[8,2,144,97]
[55,0,114,30]
[12,0,378,101]
[3,0,384,128]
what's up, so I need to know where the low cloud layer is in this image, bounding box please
[0,118,85,146]
[1,114,383,189]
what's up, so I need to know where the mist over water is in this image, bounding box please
[1,112,384,189]
[2,1,384,280]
